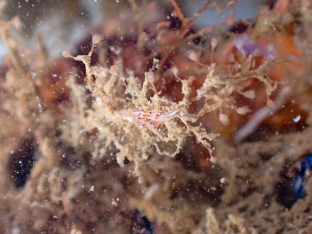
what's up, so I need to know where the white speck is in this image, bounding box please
[89,185,94,192]
[123,116,134,122]
[144,184,159,200]
[220,178,225,184]
[112,199,117,206]
[293,115,301,123]
[38,103,43,113]
[12,227,21,234]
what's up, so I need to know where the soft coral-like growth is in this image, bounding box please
[63,15,278,176]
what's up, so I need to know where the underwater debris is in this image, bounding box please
[291,155,312,201]
[132,209,155,234]
[8,138,35,189]
[233,34,278,59]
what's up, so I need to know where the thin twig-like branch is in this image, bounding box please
[170,0,186,25]
[128,0,143,49]
[180,0,212,37]
[158,1,213,76]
